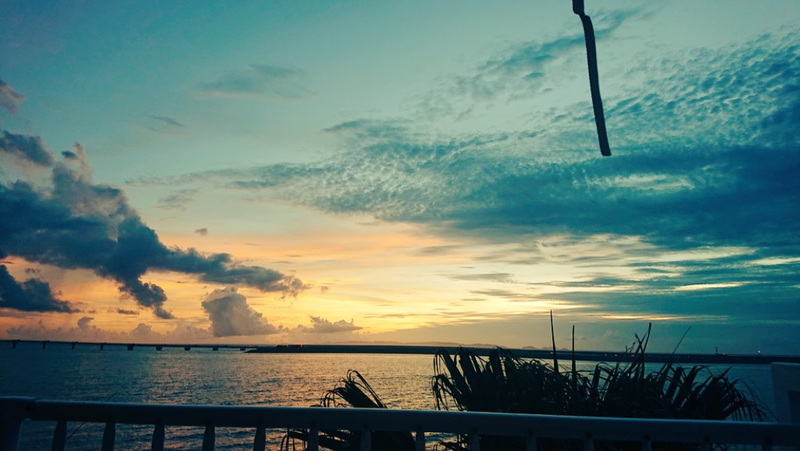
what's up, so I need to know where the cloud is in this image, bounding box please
[417,9,639,118]
[195,228,208,236]
[0,80,25,114]
[198,64,311,99]
[149,115,185,128]
[1,130,54,166]
[0,136,306,318]
[295,316,363,334]
[0,263,74,312]
[201,287,281,337]
[116,308,139,315]
[6,316,213,342]
[157,189,198,211]
[173,32,799,255]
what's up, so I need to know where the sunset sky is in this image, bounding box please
[1,1,798,354]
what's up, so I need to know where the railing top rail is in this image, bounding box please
[2,397,799,446]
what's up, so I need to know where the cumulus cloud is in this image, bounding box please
[0,138,306,318]
[1,130,54,166]
[296,316,363,334]
[0,80,25,114]
[198,64,311,99]
[201,287,281,337]
[0,263,74,312]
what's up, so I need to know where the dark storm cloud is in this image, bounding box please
[0,80,25,113]
[0,142,306,317]
[201,287,281,337]
[0,264,74,312]
[1,130,54,166]
[198,64,311,99]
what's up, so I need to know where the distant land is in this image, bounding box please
[3,340,798,365]
[248,344,800,365]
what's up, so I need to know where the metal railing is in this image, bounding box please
[1,396,799,451]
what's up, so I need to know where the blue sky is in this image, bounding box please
[1,1,798,353]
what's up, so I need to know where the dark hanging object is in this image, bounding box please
[573,0,611,156]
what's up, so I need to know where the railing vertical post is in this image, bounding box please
[307,427,319,451]
[584,434,595,451]
[415,427,425,451]
[526,433,537,451]
[101,421,116,451]
[468,430,480,451]
[642,437,652,451]
[202,424,215,451]
[151,421,165,451]
[253,423,265,451]
[360,427,371,451]
[51,418,66,451]
[0,418,23,451]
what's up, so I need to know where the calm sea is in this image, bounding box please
[0,343,776,450]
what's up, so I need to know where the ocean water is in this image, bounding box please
[0,343,776,450]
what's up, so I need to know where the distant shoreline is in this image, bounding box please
[248,344,800,365]
[3,340,798,364]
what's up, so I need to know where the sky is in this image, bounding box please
[1,1,798,354]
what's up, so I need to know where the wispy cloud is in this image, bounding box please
[198,64,311,100]
[1,130,54,166]
[157,188,198,211]
[146,115,186,132]
[0,80,25,114]
[417,9,642,119]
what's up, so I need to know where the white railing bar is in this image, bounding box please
[202,423,214,451]
[525,433,537,451]
[0,417,22,451]
[360,427,371,451]
[253,423,265,451]
[1,397,798,447]
[307,426,319,451]
[52,418,66,451]
[415,427,425,451]
[468,430,479,451]
[151,421,164,451]
[101,421,115,451]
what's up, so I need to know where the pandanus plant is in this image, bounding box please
[281,370,415,451]
[430,324,764,451]
[284,325,764,451]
